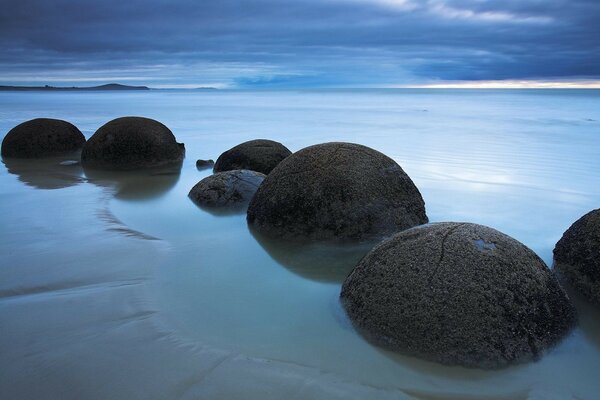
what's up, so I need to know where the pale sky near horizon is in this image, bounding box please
[1,0,599,88]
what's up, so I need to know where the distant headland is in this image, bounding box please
[0,83,218,91]
[0,83,150,91]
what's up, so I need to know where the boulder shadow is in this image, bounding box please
[248,225,377,283]
[83,162,182,201]
[2,153,85,190]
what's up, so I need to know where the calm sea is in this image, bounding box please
[1,89,599,399]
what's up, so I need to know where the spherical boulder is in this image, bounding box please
[214,139,291,175]
[341,222,576,369]
[1,118,85,158]
[554,209,600,307]
[81,117,184,170]
[189,169,265,208]
[247,142,428,241]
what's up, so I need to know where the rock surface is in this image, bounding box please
[341,222,577,369]
[196,159,214,169]
[554,209,600,307]
[1,118,85,158]
[81,117,184,170]
[247,142,428,241]
[189,169,265,208]
[214,139,291,175]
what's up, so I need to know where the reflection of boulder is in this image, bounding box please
[249,225,377,283]
[2,154,84,190]
[554,209,600,307]
[81,117,185,170]
[341,223,577,369]
[248,142,428,241]
[189,170,265,210]
[214,139,291,175]
[83,162,182,200]
[1,118,85,158]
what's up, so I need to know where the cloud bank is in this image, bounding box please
[0,0,598,87]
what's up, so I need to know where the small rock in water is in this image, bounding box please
[189,169,265,208]
[341,222,576,369]
[196,159,214,169]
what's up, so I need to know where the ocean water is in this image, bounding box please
[1,89,599,399]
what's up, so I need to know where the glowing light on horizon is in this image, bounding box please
[402,80,600,89]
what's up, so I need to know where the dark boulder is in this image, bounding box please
[81,116,184,170]
[214,139,291,175]
[247,142,428,241]
[341,222,577,369]
[1,118,85,158]
[189,169,265,209]
[196,159,214,170]
[554,209,600,307]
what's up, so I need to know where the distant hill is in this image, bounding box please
[0,83,150,91]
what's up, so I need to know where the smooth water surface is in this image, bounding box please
[1,89,599,399]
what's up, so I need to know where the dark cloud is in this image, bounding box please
[0,0,598,87]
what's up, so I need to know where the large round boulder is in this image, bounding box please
[554,209,600,307]
[341,222,576,369]
[247,142,428,241]
[81,117,184,170]
[214,139,291,175]
[189,169,265,209]
[1,118,85,158]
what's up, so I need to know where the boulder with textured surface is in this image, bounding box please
[214,139,291,175]
[196,159,214,169]
[247,142,428,241]
[189,169,265,208]
[81,117,184,170]
[341,222,577,369]
[554,209,600,307]
[1,118,85,158]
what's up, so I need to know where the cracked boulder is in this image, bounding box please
[2,118,85,158]
[81,117,184,170]
[247,142,428,241]
[554,209,600,307]
[189,169,266,208]
[341,222,576,369]
[214,139,292,175]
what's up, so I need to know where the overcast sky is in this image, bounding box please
[1,0,599,88]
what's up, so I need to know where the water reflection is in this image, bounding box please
[83,162,182,200]
[190,200,249,216]
[2,153,85,189]
[249,225,377,282]
[557,278,600,349]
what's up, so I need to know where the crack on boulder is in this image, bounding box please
[427,223,465,285]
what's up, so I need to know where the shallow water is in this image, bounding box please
[1,89,600,399]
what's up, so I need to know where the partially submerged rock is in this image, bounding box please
[1,118,85,158]
[214,139,291,175]
[247,142,428,241]
[554,209,600,307]
[189,169,265,209]
[341,222,576,369]
[81,117,184,170]
[196,159,214,169]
